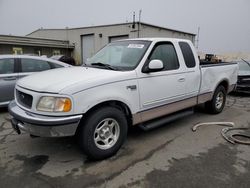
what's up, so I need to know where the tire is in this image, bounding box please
[205,85,226,114]
[78,106,128,160]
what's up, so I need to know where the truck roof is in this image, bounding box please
[120,37,192,43]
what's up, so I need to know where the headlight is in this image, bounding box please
[37,96,72,112]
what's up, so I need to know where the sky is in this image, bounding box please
[0,0,249,54]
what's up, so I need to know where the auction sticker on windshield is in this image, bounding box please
[127,44,145,49]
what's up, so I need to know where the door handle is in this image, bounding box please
[3,76,17,81]
[127,85,137,90]
[178,78,185,82]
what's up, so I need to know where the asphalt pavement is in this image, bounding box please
[1,93,250,188]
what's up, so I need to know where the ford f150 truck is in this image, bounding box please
[8,38,238,160]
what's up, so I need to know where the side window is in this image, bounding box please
[52,49,61,55]
[149,43,179,71]
[50,62,63,68]
[179,42,196,68]
[21,59,51,73]
[0,58,15,74]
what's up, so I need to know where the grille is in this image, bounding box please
[16,90,33,109]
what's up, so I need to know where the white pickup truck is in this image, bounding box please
[9,38,238,160]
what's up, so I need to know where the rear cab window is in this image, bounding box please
[179,42,196,68]
[0,58,15,74]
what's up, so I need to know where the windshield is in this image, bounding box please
[238,61,250,71]
[86,40,151,71]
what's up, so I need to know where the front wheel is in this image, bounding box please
[205,85,226,114]
[78,106,128,160]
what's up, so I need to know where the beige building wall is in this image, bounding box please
[139,24,194,42]
[66,24,133,63]
[27,23,195,64]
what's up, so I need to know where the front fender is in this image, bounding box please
[72,80,140,115]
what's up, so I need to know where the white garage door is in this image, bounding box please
[81,34,95,64]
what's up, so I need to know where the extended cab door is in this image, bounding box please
[137,42,188,121]
[178,41,200,98]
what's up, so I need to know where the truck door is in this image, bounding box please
[137,42,187,117]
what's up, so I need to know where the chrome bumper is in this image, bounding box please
[8,101,83,137]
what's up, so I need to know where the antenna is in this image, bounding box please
[132,12,135,29]
[131,10,142,37]
[138,10,142,38]
[139,9,142,23]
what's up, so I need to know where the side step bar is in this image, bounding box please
[138,108,194,131]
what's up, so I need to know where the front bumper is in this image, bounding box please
[8,101,83,137]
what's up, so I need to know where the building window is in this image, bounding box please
[34,48,42,56]
[52,49,61,55]
[13,47,23,55]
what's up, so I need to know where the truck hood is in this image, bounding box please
[17,67,137,94]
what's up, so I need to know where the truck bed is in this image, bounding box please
[200,60,233,66]
[199,62,238,96]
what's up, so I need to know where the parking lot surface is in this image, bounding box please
[1,94,250,188]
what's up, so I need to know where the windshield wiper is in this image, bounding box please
[91,62,118,70]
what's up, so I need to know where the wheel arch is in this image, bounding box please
[215,79,229,93]
[77,100,133,133]
[205,79,227,114]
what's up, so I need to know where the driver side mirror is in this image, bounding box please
[142,59,164,73]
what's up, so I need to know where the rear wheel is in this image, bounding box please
[78,106,128,160]
[205,85,226,114]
